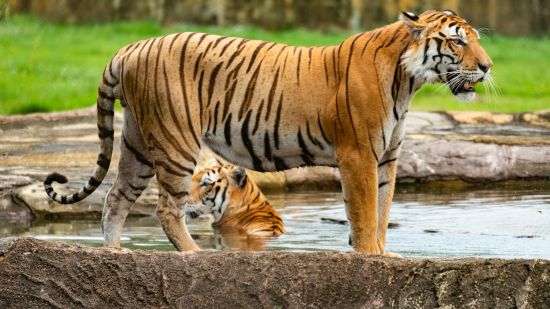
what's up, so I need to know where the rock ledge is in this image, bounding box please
[0,238,549,308]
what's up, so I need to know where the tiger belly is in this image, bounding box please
[202,129,336,172]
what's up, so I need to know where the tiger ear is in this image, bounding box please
[400,11,425,40]
[230,166,247,188]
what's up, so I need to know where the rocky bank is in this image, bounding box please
[0,238,549,308]
[1,108,549,218]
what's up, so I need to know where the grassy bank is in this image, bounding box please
[1,16,549,115]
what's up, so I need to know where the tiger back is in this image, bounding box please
[186,164,285,237]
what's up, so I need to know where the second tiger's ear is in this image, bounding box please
[230,166,247,188]
[399,11,425,40]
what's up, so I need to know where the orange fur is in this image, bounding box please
[45,10,491,254]
[187,164,285,236]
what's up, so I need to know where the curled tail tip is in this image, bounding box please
[44,172,68,185]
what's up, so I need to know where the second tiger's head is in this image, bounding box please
[186,164,249,222]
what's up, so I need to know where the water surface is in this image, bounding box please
[2,181,549,258]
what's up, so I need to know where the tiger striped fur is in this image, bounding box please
[186,164,285,236]
[44,10,492,254]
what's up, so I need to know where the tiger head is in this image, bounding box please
[400,10,493,101]
[186,164,249,223]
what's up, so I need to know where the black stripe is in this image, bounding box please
[89,177,102,187]
[296,49,302,84]
[148,131,197,168]
[193,52,203,80]
[83,186,94,194]
[378,158,397,167]
[219,38,236,57]
[71,193,80,202]
[225,46,245,69]
[246,42,268,73]
[238,61,262,120]
[97,105,114,117]
[378,181,389,188]
[118,188,136,202]
[273,156,288,171]
[306,121,324,150]
[308,48,313,69]
[343,34,364,148]
[196,33,208,47]
[131,40,150,110]
[108,60,117,81]
[98,125,114,139]
[103,74,116,87]
[205,186,221,204]
[179,33,201,147]
[252,100,264,135]
[207,63,222,107]
[197,70,205,129]
[163,63,195,151]
[123,134,154,168]
[241,111,264,171]
[45,187,53,194]
[220,186,228,206]
[224,113,232,146]
[263,131,272,161]
[138,173,156,179]
[213,100,220,135]
[51,192,57,200]
[61,196,67,204]
[273,94,283,150]
[264,68,280,121]
[370,139,379,163]
[297,129,315,166]
[98,89,115,101]
[323,51,330,85]
[155,159,194,176]
[129,183,148,192]
[97,153,111,169]
[384,24,405,47]
[317,113,330,145]
[212,36,227,50]
[168,33,183,53]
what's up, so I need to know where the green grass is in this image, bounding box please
[1,15,549,114]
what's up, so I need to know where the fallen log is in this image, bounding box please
[0,238,548,308]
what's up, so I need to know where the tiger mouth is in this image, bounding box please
[451,81,478,95]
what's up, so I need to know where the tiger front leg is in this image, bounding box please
[155,169,201,252]
[377,157,399,257]
[338,151,380,254]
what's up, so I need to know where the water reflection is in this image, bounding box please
[1,181,549,258]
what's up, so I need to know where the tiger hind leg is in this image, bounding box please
[102,108,155,248]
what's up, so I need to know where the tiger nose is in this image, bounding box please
[478,62,493,73]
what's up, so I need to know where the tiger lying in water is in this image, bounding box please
[186,164,285,237]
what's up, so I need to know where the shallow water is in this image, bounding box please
[2,181,550,258]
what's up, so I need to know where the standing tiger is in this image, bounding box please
[44,10,492,254]
[185,163,285,236]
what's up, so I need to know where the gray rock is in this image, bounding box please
[0,238,549,308]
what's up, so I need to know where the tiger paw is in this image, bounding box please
[383,251,403,258]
